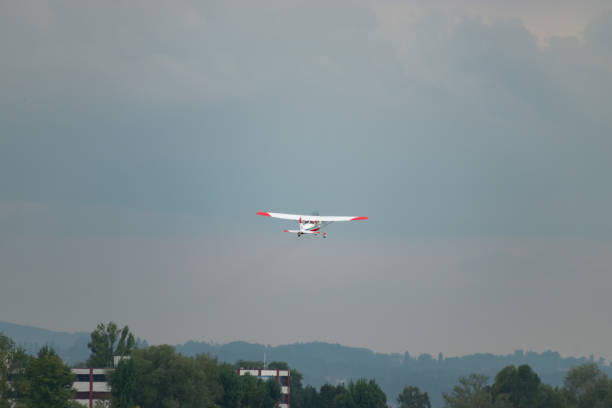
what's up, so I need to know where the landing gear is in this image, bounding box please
[323,233,327,239]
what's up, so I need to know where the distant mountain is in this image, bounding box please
[3,322,611,408]
[0,321,90,365]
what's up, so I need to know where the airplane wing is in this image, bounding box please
[257,212,368,222]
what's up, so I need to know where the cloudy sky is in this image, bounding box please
[1,0,612,360]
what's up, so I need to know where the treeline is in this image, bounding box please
[5,323,612,408]
[293,362,612,408]
[177,341,612,407]
[1,326,285,408]
[439,362,612,408]
[5,320,612,406]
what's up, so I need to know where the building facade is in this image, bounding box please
[72,368,111,407]
[238,368,290,408]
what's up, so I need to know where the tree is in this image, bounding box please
[266,361,305,408]
[334,379,386,408]
[0,333,15,408]
[239,373,281,408]
[218,363,243,408]
[7,346,33,407]
[319,383,346,408]
[236,360,265,369]
[0,333,13,408]
[109,358,137,408]
[442,374,494,408]
[300,385,320,408]
[398,385,431,408]
[87,322,136,368]
[491,364,541,408]
[195,353,224,407]
[25,346,75,408]
[535,384,570,408]
[263,377,282,408]
[129,345,222,408]
[564,363,606,402]
[563,364,612,408]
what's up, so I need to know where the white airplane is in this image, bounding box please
[256,211,368,238]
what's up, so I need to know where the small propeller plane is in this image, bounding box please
[256,211,368,238]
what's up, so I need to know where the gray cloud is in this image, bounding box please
[1,1,611,358]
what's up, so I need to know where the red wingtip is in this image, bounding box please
[351,216,368,221]
[257,212,271,217]
[283,229,289,232]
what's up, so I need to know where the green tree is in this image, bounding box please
[239,373,281,408]
[87,322,136,368]
[267,361,288,370]
[219,363,243,408]
[535,384,570,408]
[195,353,224,407]
[398,385,432,408]
[7,346,33,407]
[25,346,75,408]
[334,379,386,408]
[442,374,494,408]
[0,333,13,408]
[130,345,221,408]
[300,385,320,408]
[563,363,612,408]
[575,377,612,408]
[109,358,137,408]
[263,378,282,408]
[564,363,606,403]
[236,360,265,369]
[265,361,305,408]
[491,364,541,408]
[319,383,346,408]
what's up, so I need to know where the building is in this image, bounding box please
[71,362,289,407]
[238,368,290,408]
[72,368,112,407]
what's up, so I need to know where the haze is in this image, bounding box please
[1,0,611,360]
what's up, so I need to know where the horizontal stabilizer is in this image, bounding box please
[283,229,320,234]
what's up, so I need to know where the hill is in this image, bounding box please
[0,321,90,364]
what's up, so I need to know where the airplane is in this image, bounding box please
[256,211,368,238]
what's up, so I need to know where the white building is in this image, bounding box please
[72,368,112,407]
[238,368,291,408]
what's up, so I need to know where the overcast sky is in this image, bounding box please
[1,0,612,360]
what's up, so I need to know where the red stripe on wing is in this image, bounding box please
[350,216,368,221]
[257,212,271,216]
